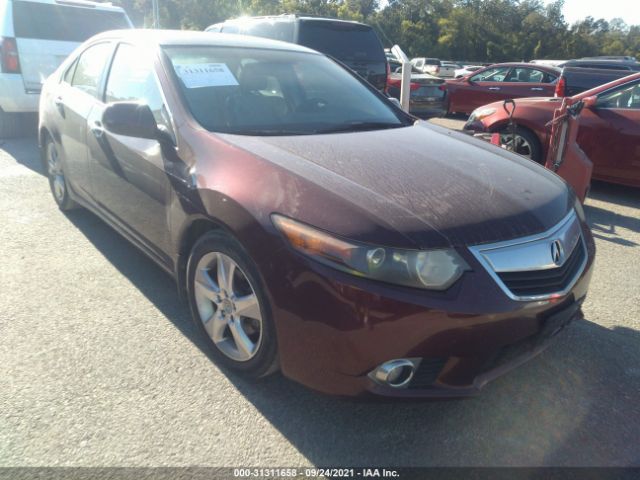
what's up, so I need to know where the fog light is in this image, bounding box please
[370,359,418,388]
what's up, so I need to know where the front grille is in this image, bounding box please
[409,357,447,389]
[497,241,586,297]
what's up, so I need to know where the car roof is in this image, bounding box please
[9,0,126,12]
[90,29,319,54]
[219,14,370,27]
[486,62,561,72]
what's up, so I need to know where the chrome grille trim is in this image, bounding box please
[468,211,588,301]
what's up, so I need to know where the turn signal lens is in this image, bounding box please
[272,214,469,290]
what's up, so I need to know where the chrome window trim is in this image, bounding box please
[468,210,588,302]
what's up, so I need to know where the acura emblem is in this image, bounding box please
[551,240,564,266]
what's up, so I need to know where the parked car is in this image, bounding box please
[387,59,447,118]
[529,59,566,68]
[40,30,594,398]
[205,15,387,92]
[439,61,460,78]
[445,63,560,115]
[555,66,633,97]
[411,57,441,75]
[560,58,640,71]
[464,72,640,187]
[0,0,132,137]
[455,65,482,78]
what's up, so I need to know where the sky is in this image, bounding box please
[544,0,640,26]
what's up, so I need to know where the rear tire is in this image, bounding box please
[44,137,79,211]
[186,230,279,378]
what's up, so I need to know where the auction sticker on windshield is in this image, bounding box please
[174,63,239,88]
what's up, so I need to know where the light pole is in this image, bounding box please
[152,0,160,28]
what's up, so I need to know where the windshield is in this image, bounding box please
[163,46,408,136]
[12,1,130,42]
[298,21,385,63]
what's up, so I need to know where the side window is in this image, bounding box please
[504,68,545,83]
[62,59,77,84]
[221,24,239,34]
[71,43,112,97]
[105,43,172,132]
[597,82,640,109]
[471,67,510,82]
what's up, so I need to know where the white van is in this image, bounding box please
[0,0,132,136]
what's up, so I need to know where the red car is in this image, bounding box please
[38,30,594,398]
[445,63,560,115]
[464,72,640,188]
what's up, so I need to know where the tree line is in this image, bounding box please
[112,0,640,63]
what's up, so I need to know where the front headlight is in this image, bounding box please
[272,215,469,290]
[469,107,496,122]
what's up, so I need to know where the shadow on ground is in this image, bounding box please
[63,205,640,467]
[585,181,640,247]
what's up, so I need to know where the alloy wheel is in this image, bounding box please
[193,252,263,362]
[47,142,66,203]
[499,133,533,159]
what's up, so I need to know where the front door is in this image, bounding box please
[577,79,640,186]
[87,43,176,262]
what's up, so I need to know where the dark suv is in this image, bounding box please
[560,59,640,71]
[206,15,387,92]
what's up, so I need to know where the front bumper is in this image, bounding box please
[265,221,595,398]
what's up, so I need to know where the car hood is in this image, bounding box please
[219,122,572,248]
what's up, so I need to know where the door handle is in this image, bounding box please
[488,87,501,91]
[90,120,105,138]
[530,87,544,91]
[54,96,64,115]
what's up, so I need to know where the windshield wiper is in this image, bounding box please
[316,121,407,134]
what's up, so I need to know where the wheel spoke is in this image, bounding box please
[194,267,220,302]
[217,253,236,294]
[229,317,255,359]
[203,310,228,343]
[234,293,261,320]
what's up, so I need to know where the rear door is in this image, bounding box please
[87,42,175,260]
[500,67,557,100]
[578,79,640,185]
[451,66,511,113]
[55,41,114,199]
[11,0,131,92]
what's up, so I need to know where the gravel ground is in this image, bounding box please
[1,130,639,467]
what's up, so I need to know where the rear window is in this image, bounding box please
[12,1,130,42]
[242,20,295,43]
[298,20,384,63]
[425,59,441,66]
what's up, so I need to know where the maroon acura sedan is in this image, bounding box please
[39,30,594,398]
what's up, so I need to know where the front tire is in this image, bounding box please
[498,126,543,163]
[44,137,78,211]
[186,230,278,378]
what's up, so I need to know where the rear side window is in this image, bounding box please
[12,1,130,42]
[298,21,385,63]
[71,43,112,98]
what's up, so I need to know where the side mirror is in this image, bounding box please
[582,95,597,109]
[102,102,158,140]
